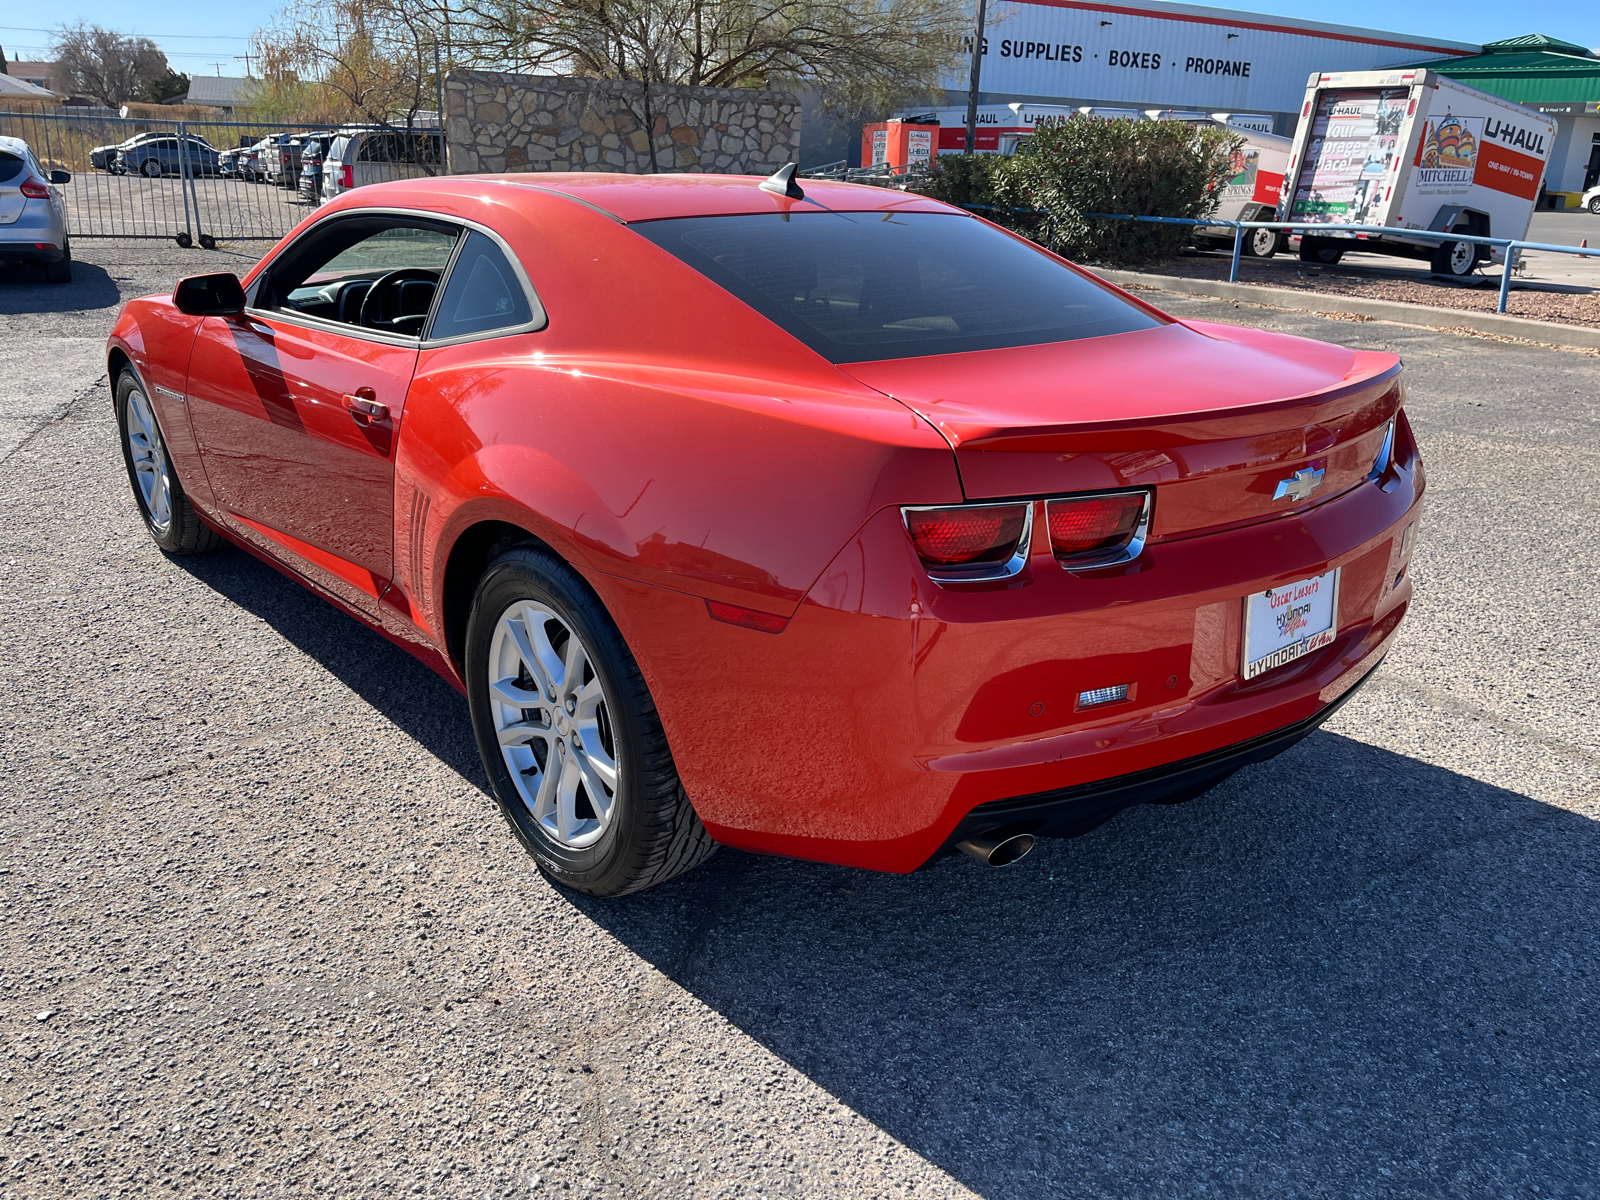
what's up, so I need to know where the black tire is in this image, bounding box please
[1298,237,1344,265]
[1430,239,1478,277]
[1589,197,1600,215]
[114,370,223,556]
[44,239,71,284]
[198,234,216,250]
[140,158,163,178]
[465,546,717,897]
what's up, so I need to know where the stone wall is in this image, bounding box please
[444,71,801,176]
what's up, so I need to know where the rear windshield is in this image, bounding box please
[632,211,1161,363]
[0,152,24,184]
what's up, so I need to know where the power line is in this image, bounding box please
[0,24,253,41]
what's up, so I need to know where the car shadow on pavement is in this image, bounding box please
[576,735,1600,1198]
[172,544,489,788]
[169,543,1598,1196]
[0,258,121,313]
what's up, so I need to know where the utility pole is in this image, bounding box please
[234,52,254,77]
[208,62,225,77]
[963,0,988,154]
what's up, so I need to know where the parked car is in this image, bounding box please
[0,135,71,283]
[321,127,442,201]
[262,133,306,187]
[106,171,1424,896]
[91,131,163,172]
[296,132,335,203]
[217,147,241,177]
[1581,182,1600,214]
[234,138,272,182]
[122,136,219,178]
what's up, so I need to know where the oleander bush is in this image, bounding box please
[923,116,1243,265]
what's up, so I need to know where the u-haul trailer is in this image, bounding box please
[1283,69,1556,276]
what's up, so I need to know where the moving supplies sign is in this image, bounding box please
[949,2,1471,114]
[1291,89,1407,224]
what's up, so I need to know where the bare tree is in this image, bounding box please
[455,0,968,102]
[52,23,172,106]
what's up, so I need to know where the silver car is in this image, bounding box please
[0,135,71,284]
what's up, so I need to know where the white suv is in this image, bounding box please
[321,128,443,202]
[0,136,71,283]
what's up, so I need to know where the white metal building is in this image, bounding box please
[921,0,1480,140]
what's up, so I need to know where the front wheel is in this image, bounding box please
[115,371,223,555]
[465,547,718,897]
[1245,223,1281,259]
[1430,239,1478,277]
[1589,197,1600,215]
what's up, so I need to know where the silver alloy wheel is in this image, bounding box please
[489,600,621,850]
[125,387,173,536]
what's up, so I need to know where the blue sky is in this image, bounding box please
[4,0,1596,78]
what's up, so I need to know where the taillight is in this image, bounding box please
[902,502,1031,580]
[19,178,50,199]
[1046,491,1150,568]
[340,164,354,189]
[1369,416,1396,480]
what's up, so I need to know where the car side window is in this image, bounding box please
[428,231,542,340]
[259,216,459,339]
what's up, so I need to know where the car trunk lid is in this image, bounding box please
[838,320,1403,540]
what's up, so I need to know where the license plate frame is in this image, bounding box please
[1241,569,1340,681]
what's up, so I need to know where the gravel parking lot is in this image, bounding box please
[1,242,1596,1199]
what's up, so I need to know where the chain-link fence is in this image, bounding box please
[0,108,444,246]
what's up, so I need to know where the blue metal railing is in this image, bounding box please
[1082,213,1600,315]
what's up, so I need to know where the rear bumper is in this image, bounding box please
[937,655,1378,857]
[0,223,66,264]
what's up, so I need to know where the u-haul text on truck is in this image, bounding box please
[1283,69,1556,275]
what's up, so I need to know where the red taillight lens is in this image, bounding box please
[19,178,50,199]
[904,503,1029,570]
[339,164,354,188]
[1046,492,1148,564]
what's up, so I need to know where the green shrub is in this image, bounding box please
[1008,117,1242,264]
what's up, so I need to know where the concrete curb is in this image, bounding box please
[1093,268,1600,351]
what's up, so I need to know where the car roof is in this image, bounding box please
[0,135,27,155]
[477,172,955,223]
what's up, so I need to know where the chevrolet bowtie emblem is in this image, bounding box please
[1273,466,1325,502]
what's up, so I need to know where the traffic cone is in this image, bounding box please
[1578,238,1588,259]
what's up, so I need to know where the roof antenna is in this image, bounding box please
[759,162,805,200]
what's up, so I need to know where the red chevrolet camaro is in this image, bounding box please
[106,171,1423,895]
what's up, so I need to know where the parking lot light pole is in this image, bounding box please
[964,0,988,154]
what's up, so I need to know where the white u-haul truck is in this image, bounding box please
[1283,68,1556,276]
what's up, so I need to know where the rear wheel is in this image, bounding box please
[1298,237,1344,265]
[1589,196,1600,215]
[465,547,717,897]
[115,371,222,555]
[140,158,163,178]
[1430,239,1478,277]
[44,238,71,284]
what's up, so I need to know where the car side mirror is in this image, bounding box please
[173,273,246,317]
[49,170,70,184]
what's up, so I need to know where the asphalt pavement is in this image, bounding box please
[1,243,1596,1199]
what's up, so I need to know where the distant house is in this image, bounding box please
[8,60,66,95]
[181,75,258,115]
[0,73,59,101]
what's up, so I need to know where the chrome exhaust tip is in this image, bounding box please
[955,832,1036,867]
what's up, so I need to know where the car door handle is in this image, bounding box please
[344,389,389,425]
